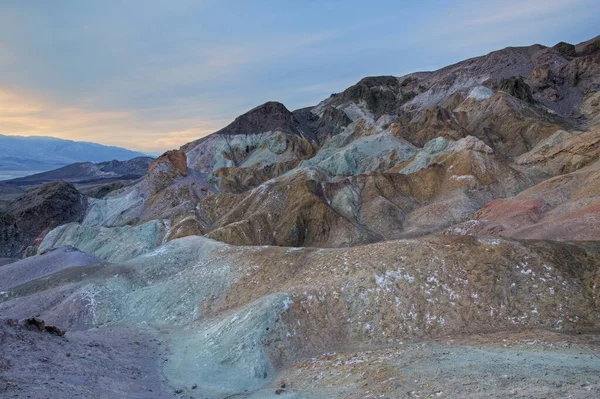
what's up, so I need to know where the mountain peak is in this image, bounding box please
[216,101,302,137]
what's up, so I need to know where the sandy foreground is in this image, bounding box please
[1,321,599,399]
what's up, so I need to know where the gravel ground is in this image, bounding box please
[1,319,599,399]
[0,247,102,291]
[0,259,17,267]
[248,331,600,399]
[0,320,170,399]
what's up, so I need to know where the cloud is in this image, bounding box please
[151,121,230,149]
[0,88,227,152]
[408,0,600,54]
[461,0,595,27]
[0,89,130,134]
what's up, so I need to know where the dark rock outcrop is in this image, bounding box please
[21,318,65,336]
[340,76,401,118]
[0,181,87,257]
[292,106,351,144]
[553,41,577,58]
[24,317,46,332]
[44,325,66,336]
[498,76,534,103]
[216,101,306,138]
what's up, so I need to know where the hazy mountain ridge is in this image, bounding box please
[3,157,154,186]
[0,134,148,179]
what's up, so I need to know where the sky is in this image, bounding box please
[0,0,599,154]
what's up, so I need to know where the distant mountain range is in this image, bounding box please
[0,156,154,210]
[3,157,154,186]
[5,157,154,186]
[0,134,148,179]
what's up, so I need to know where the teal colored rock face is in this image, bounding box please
[38,220,165,263]
[186,132,312,173]
[83,184,147,227]
[467,86,494,101]
[400,136,494,175]
[400,137,450,175]
[163,293,292,398]
[300,122,416,178]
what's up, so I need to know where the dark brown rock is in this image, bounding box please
[340,76,401,118]
[553,41,577,57]
[319,105,351,128]
[577,36,600,56]
[0,181,87,257]
[498,76,534,103]
[24,317,45,332]
[44,325,66,336]
[292,106,350,144]
[216,101,306,138]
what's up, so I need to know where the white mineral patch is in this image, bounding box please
[468,86,494,101]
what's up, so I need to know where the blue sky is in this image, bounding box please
[0,0,599,152]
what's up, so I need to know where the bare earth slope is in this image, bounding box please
[2,234,600,398]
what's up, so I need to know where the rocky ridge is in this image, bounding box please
[58,35,600,249]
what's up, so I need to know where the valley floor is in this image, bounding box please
[1,322,599,399]
[251,330,600,399]
[0,320,170,398]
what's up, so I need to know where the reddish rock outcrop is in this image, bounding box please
[147,150,187,194]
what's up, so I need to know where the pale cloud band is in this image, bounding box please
[0,88,228,152]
